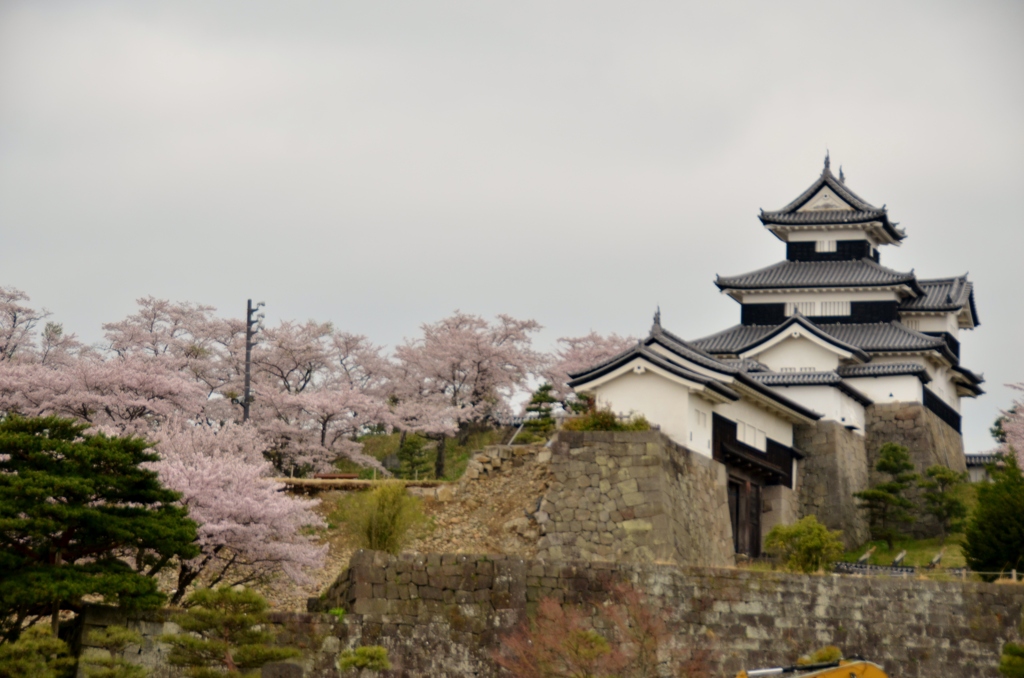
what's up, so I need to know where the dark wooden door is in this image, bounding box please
[727,478,761,557]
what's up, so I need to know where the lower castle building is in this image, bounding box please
[569,156,982,553]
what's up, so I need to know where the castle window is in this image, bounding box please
[815,240,837,252]
[780,367,796,373]
[819,301,850,316]
[799,366,815,372]
[785,301,816,316]
[904,318,920,330]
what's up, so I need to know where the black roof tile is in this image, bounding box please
[716,259,921,293]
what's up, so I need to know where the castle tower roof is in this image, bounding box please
[759,155,906,245]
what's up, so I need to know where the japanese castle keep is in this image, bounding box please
[569,156,982,554]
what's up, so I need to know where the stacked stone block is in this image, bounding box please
[794,420,871,548]
[314,549,1024,678]
[535,431,733,567]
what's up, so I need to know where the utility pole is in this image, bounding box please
[242,299,265,422]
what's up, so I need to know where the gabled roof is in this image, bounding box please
[715,258,923,295]
[692,319,955,363]
[569,322,822,422]
[735,313,871,363]
[748,370,873,407]
[759,158,905,242]
[899,275,979,326]
[566,343,741,401]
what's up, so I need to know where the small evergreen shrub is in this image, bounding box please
[764,516,845,573]
[396,436,431,480]
[0,626,75,678]
[161,587,299,677]
[81,626,149,678]
[338,646,391,672]
[524,383,557,436]
[340,481,426,554]
[562,408,650,432]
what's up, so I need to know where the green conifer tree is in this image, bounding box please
[918,465,969,542]
[0,416,199,643]
[965,454,1024,580]
[524,383,556,437]
[853,442,918,550]
[161,587,299,677]
[396,436,431,480]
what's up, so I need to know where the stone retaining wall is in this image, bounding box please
[535,431,734,567]
[314,549,1024,677]
[795,420,871,548]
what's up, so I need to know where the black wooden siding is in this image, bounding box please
[786,240,878,262]
[923,386,961,433]
[740,300,899,325]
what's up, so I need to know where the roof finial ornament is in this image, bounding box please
[653,306,661,330]
[838,165,845,184]
[824,150,830,171]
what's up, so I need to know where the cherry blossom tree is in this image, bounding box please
[147,419,327,604]
[543,331,636,404]
[394,311,542,477]
[998,383,1024,465]
[0,286,49,362]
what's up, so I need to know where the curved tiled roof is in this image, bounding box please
[762,209,888,226]
[758,163,905,242]
[716,259,922,293]
[900,275,979,326]
[750,371,843,386]
[692,320,951,359]
[837,363,930,381]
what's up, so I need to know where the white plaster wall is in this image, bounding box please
[589,370,699,454]
[689,396,715,455]
[764,385,866,432]
[737,289,900,306]
[749,336,841,372]
[714,398,793,448]
[787,228,882,248]
[843,375,922,404]
[863,356,961,411]
[902,313,959,337]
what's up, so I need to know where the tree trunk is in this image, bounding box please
[434,434,446,480]
[51,550,62,635]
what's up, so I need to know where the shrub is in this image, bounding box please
[338,646,391,672]
[0,625,74,678]
[1002,635,1024,677]
[340,481,426,554]
[764,516,844,573]
[161,587,299,677]
[562,408,650,432]
[396,436,431,480]
[327,607,347,623]
[524,384,557,436]
[853,442,918,549]
[81,626,148,678]
[965,454,1024,580]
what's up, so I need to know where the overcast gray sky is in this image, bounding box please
[1,0,1021,452]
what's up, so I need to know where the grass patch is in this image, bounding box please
[842,535,967,569]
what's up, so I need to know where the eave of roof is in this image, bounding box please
[837,362,931,383]
[691,320,957,365]
[748,370,873,407]
[715,259,925,297]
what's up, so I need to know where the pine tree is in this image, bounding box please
[853,442,918,550]
[396,435,431,480]
[161,587,299,677]
[0,625,75,678]
[918,465,969,542]
[80,626,149,678]
[0,416,199,643]
[524,383,556,437]
[965,454,1024,580]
